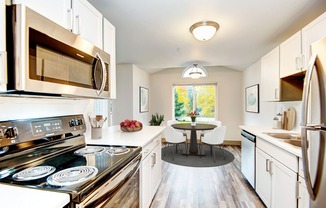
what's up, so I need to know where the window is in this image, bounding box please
[173,84,217,122]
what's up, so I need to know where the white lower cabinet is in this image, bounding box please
[256,148,272,207]
[298,176,310,208]
[256,139,298,208]
[141,153,152,208]
[140,136,162,208]
[272,158,297,208]
[298,158,310,208]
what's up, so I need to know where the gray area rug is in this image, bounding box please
[161,144,234,167]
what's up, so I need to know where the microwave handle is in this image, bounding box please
[95,53,107,96]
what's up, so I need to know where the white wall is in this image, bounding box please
[132,65,150,124]
[150,66,243,141]
[112,64,150,126]
[243,61,302,131]
[112,64,133,125]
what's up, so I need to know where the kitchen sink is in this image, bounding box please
[263,132,302,147]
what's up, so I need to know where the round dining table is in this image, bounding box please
[171,123,216,155]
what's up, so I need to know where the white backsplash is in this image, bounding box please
[275,101,302,132]
[0,97,92,120]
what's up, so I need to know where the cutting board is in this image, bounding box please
[284,107,296,130]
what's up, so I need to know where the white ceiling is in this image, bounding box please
[88,0,326,73]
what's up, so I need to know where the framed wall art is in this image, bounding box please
[139,86,149,113]
[245,84,259,113]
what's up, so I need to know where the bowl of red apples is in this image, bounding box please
[120,119,143,132]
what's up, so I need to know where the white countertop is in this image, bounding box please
[85,125,165,147]
[0,184,70,208]
[0,125,165,208]
[239,125,302,157]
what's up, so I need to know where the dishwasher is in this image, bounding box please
[240,130,256,189]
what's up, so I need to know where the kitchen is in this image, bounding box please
[0,0,326,208]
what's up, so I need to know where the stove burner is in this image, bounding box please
[74,146,105,156]
[106,147,130,155]
[12,166,56,181]
[47,166,98,186]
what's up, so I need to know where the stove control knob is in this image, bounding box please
[4,127,18,138]
[77,119,83,125]
[69,119,76,127]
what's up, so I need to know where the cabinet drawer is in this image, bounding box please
[142,135,161,159]
[257,138,298,173]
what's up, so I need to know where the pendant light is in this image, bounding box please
[182,64,208,79]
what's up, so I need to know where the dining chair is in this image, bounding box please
[200,120,222,137]
[163,126,187,160]
[167,119,187,136]
[200,126,226,162]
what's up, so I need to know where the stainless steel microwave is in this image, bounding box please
[4,4,110,98]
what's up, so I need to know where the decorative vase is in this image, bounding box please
[191,116,196,126]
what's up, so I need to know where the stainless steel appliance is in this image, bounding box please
[0,114,141,207]
[240,130,256,189]
[4,4,110,98]
[301,36,326,208]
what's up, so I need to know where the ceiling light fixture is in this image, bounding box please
[182,64,208,79]
[190,21,220,41]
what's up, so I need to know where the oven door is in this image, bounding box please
[76,154,141,208]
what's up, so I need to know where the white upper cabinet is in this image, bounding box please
[72,0,103,49]
[280,31,303,78]
[12,0,72,29]
[0,0,6,91]
[302,12,326,69]
[261,47,280,101]
[103,18,116,99]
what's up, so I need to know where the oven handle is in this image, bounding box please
[76,154,142,208]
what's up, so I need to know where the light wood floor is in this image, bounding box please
[150,145,265,208]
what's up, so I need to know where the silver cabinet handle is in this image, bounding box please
[296,180,301,199]
[269,160,273,174]
[266,159,270,172]
[67,9,73,31]
[75,15,81,35]
[274,89,279,100]
[301,52,317,200]
[151,153,156,167]
[296,57,300,70]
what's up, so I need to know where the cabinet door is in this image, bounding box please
[261,47,280,101]
[141,155,152,208]
[103,18,116,99]
[256,148,272,207]
[0,0,6,91]
[72,0,103,49]
[12,0,72,29]
[280,31,303,78]
[298,176,310,208]
[302,12,326,69]
[151,143,162,199]
[271,159,297,208]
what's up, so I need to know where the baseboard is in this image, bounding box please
[223,140,241,146]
